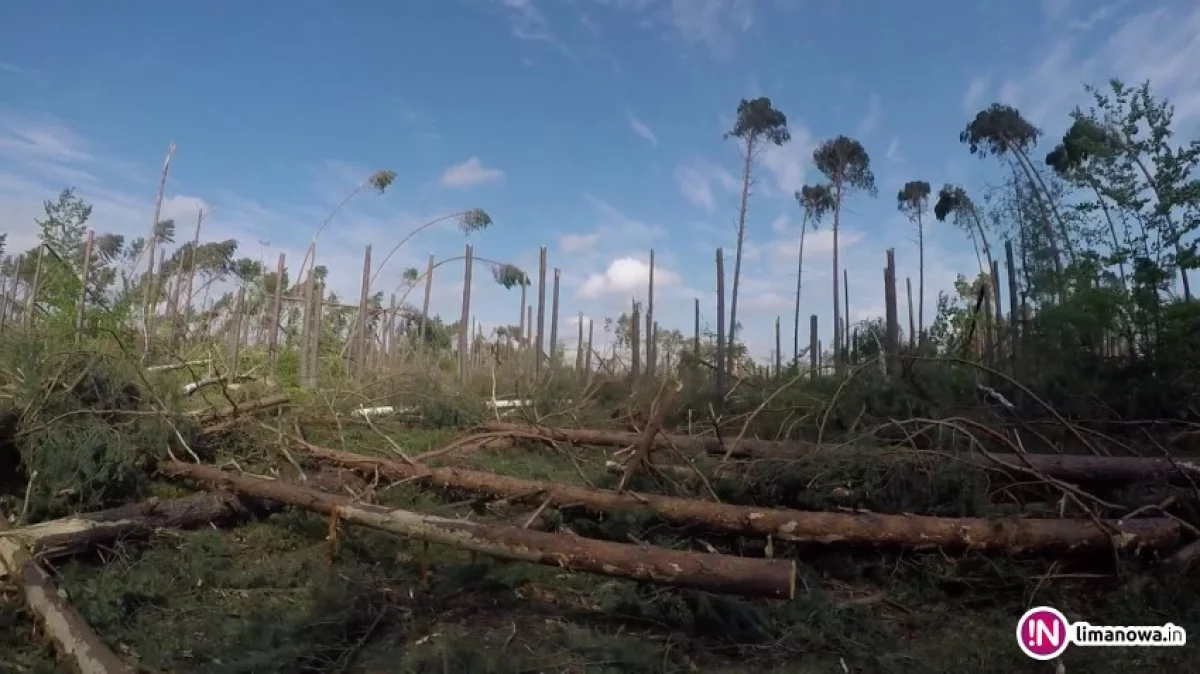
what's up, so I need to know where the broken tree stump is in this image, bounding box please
[157,460,797,600]
[291,440,1180,555]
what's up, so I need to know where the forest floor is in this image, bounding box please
[4,412,1198,674]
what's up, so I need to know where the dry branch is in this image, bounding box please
[0,509,134,674]
[156,460,797,599]
[196,393,290,434]
[290,440,1179,555]
[482,422,1200,485]
[617,380,681,491]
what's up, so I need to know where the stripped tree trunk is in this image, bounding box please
[157,461,796,599]
[291,439,1179,555]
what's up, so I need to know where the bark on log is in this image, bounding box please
[0,510,134,674]
[157,460,796,600]
[481,422,1200,485]
[291,440,1180,555]
[4,492,279,560]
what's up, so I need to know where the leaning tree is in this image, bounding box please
[934,184,993,279]
[1046,116,1130,289]
[960,103,1074,283]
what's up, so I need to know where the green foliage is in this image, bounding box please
[457,207,493,233]
[896,180,931,219]
[491,263,528,289]
[726,97,791,146]
[367,168,397,193]
[795,184,834,225]
[0,334,181,521]
[813,135,877,196]
[960,102,1041,156]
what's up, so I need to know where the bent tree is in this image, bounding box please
[1045,117,1130,290]
[960,104,1074,288]
[934,184,993,278]
[812,136,876,370]
[725,97,791,374]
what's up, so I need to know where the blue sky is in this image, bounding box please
[3,0,1200,361]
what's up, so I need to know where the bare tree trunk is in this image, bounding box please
[715,249,726,398]
[159,461,796,599]
[419,253,434,352]
[25,244,45,329]
[549,268,560,368]
[176,207,205,351]
[646,249,655,378]
[728,141,755,375]
[294,440,1179,556]
[356,245,372,382]
[8,493,279,560]
[831,181,844,373]
[75,230,94,344]
[917,212,925,343]
[459,244,473,386]
[793,220,807,364]
[0,509,134,673]
[535,246,547,374]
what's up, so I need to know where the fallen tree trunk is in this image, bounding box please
[3,492,278,560]
[0,509,134,674]
[157,460,796,600]
[481,422,1200,485]
[197,393,290,434]
[292,440,1181,555]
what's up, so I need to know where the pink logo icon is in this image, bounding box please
[1017,606,1070,660]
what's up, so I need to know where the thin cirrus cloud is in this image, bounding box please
[439,157,505,188]
[626,110,658,145]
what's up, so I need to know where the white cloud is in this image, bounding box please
[675,164,716,211]
[855,94,882,138]
[1067,5,1117,33]
[1042,0,1072,21]
[961,77,988,116]
[496,0,554,41]
[627,110,658,145]
[560,232,601,253]
[578,255,681,299]
[674,159,738,212]
[439,157,505,189]
[0,113,92,163]
[996,4,1200,131]
[884,136,902,163]
[760,122,814,197]
[668,0,753,51]
[588,0,759,57]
